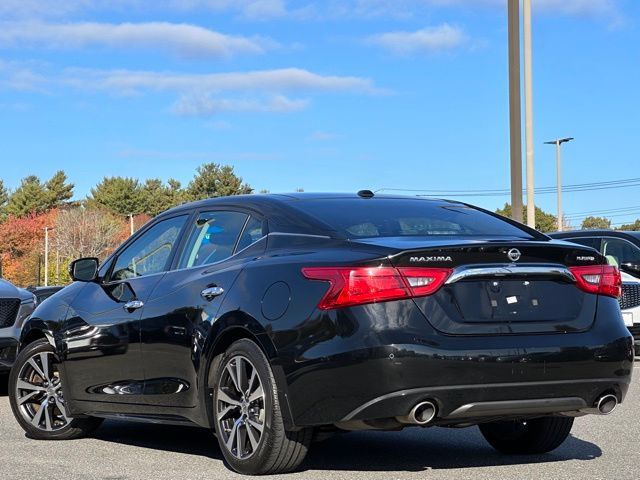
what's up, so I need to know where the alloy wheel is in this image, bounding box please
[15,351,70,432]
[216,355,266,460]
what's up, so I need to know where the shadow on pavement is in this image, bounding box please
[92,421,223,460]
[91,420,601,473]
[0,374,8,397]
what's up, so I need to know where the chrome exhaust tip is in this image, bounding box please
[396,400,437,425]
[596,394,618,415]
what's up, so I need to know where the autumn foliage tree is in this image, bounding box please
[0,210,58,286]
[0,163,251,286]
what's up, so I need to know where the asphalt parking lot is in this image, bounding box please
[1,365,638,480]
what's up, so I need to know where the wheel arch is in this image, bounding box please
[19,318,56,352]
[198,311,296,430]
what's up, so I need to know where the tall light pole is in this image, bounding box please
[544,137,574,231]
[523,0,536,228]
[507,0,523,223]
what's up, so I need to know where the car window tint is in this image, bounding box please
[602,238,640,266]
[292,199,535,239]
[235,217,264,252]
[563,237,601,250]
[179,211,248,268]
[111,215,187,281]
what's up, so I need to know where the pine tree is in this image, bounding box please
[45,170,74,207]
[6,175,50,217]
[87,177,144,216]
[186,163,252,201]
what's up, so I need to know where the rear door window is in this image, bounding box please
[178,211,248,268]
[236,216,264,252]
[601,238,640,267]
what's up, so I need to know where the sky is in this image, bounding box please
[0,0,638,228]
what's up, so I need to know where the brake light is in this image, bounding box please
[569,265,621,298]
[301,266,452,310]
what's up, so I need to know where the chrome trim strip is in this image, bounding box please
[445,264,576,284]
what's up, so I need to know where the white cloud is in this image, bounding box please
[0,0,621,21]
[0,59,48,92]
[367,24,467,56]
[309,131,339,141]
[1,64,379,116]
[61,67,379,95]
[172,93,309,116]
[0,21,274,58]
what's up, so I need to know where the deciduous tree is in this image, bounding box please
[581,216,611,230]
[54,207,125,261]
[495,203,557,233]
[618,220,640,231]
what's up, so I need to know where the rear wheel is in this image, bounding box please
[212,339,312,475]
[9,339,103,440]
[479,416,574,454]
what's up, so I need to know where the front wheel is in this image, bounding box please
[9,339,103,440]
[212,339,312,475]
[479,416,574,454]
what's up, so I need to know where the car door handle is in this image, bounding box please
[123,300,144,312]
[201,286,224,301]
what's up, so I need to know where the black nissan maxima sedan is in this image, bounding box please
[9,193,633,475]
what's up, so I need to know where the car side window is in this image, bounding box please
[110,215,188,281]
[178,211,248,269]
[564,237,601,250]
[601,238,640,267]
[235,216,264,252]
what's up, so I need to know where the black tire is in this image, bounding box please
[212,339,312,475]
[479,416,574,454]
[9,339,103,440]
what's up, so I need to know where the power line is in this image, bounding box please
[377,176,640,198]
[564,205,640,217]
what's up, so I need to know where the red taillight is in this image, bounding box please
[301,266,452,310]
[569,265,621,298]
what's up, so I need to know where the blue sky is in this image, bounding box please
[0,0,638,227]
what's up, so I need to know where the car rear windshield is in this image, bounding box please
[293,198,536,239]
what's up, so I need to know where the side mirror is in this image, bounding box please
[620,262,640,278]
[69,257,99,282]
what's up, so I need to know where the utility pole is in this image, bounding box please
[129,214,135,236]
[544,137,574,231]
[507,0,523,223]
[44,226,50,287]
[523,0,536,228]
[56,249,60,285]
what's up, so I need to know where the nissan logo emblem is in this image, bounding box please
[507,248,521,262]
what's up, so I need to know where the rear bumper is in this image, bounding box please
[280,297,634,427]
[627,324,640,356]
[342,378,628,425]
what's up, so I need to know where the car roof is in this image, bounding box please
[159,192,462,216]
[549,229,639,238]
